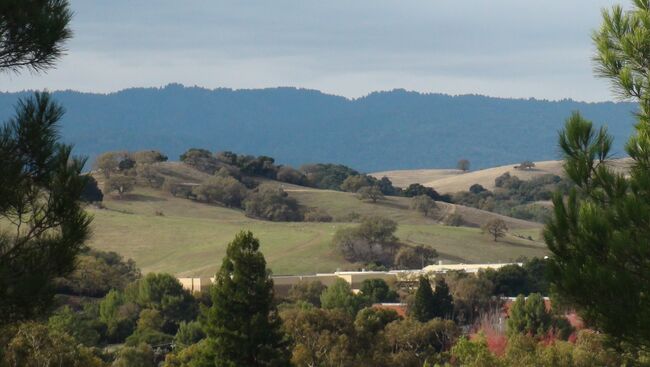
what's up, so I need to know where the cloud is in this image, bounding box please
[1,0,624,101]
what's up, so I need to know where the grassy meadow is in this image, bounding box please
[87,174,548,277]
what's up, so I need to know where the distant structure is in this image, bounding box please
[178,263,519,295]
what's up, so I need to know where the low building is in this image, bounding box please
[178,262,520,295]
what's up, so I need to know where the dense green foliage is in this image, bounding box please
[244,184,303,221]
[545,0,650,350]
[201,231,291,366]
[0,93,91,325]
[0,0,72,72]
[454,173,570,222]
[54,249,140,297]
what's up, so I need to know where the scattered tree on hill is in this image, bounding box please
[517,160,536,170]
[356,185,384,203]
[0,0,72,73]
[482,218,508,241]
[201,231,291,366]
[192,176,248,208]
[0,93,91,325]
[341,174,373,192]
[180,148,220,174]
[377,176,400,196]
[332,216,401,266]
[410,194,437,217]
[411,277,435,322]
[136,164,165,188]
[394,245,438,269]
[244,184,302,221]
[105,175,136,198]
[469,183,487,194]
[457,159,470,172]
[133,150,168,165]
[404,183,447,201]
[80,175,104,202]
[94,151,121,178]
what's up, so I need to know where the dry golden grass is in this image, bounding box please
[372,158,631,194]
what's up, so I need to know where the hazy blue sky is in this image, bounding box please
[1,0,627,101]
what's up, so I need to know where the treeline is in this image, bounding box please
[90,147,451,223]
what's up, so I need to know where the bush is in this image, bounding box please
[243,184,302,221]
[192,176,248,208]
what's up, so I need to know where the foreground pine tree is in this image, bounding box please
[201,231,290,367]
[0,93,91,325]
[545,0,650,350]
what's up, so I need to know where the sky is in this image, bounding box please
[0,0,627,102]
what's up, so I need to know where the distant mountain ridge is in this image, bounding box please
[0,84,638,172]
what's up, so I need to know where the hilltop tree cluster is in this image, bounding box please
[453,173,572,222]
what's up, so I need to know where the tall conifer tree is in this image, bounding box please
[545,0,650,349]
[411,276,435,322]
[201,231,290,367]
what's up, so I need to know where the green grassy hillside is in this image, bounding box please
[87,164,548,277]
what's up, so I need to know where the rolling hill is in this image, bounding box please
[87,162,547,277]
[373,158,632,194]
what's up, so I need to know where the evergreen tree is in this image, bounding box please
[201,231,290,367]
[411,276,435,322]
[545,0,650,349]
[0,0,72,72]
[0,93,91,325]
[431,277,454,319]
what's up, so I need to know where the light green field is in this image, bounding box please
[87,178,548,277]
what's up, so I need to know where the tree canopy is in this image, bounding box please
[545,0,650,350]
